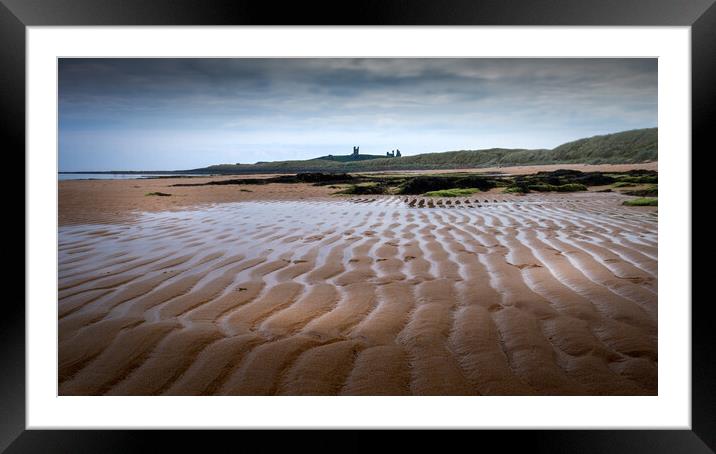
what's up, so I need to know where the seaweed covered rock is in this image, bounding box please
[398,175,496,194]
[528,183,588,192]
[528,169,615,186]
[337,182,388,195]
[291,173,355,185]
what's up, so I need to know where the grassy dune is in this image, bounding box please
[191,128,657,175]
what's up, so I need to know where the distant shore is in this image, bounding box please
[357,162,657,177]
[58,162,657,226]
[59,161,657,179]
[58,173,212,181]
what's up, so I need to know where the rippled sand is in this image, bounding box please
[58,192,657,395]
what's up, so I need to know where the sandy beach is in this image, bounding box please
[58,175,334,225]
[58,174,657,395]
[58,163,657,226]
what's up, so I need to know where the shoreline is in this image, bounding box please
[59,163,657,226]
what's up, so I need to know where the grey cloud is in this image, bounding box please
[58,58,657,171]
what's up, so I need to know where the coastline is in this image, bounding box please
[59,162,657,226]
[58,163,658,395]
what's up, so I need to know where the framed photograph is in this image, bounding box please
[8,0,711,450]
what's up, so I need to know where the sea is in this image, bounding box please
[58,173,203,181]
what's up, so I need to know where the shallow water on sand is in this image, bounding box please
[58,173,205,180]
[58,193,658,396]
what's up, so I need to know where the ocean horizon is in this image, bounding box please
[58,173,202,180]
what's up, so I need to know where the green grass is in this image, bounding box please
[622,184,658,197]
[503,186,528,194]
[550,128,657,164]
[614,175,658,184]
[528,183,588,192]
[613,181,637,188]
[423,188,481,197]
[623,197,658,206]
[335,182,388,195]
[186,128,657,175]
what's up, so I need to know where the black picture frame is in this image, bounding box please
[5,0,712,451]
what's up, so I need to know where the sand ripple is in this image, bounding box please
[58,193,657,395]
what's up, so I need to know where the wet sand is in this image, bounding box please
[58,191,657,395]
[58,175,334,225]
[58,162,657,226]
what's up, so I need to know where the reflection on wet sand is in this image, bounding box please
[58,193,657,395]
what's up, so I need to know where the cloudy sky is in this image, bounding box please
[59,58,657,171]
